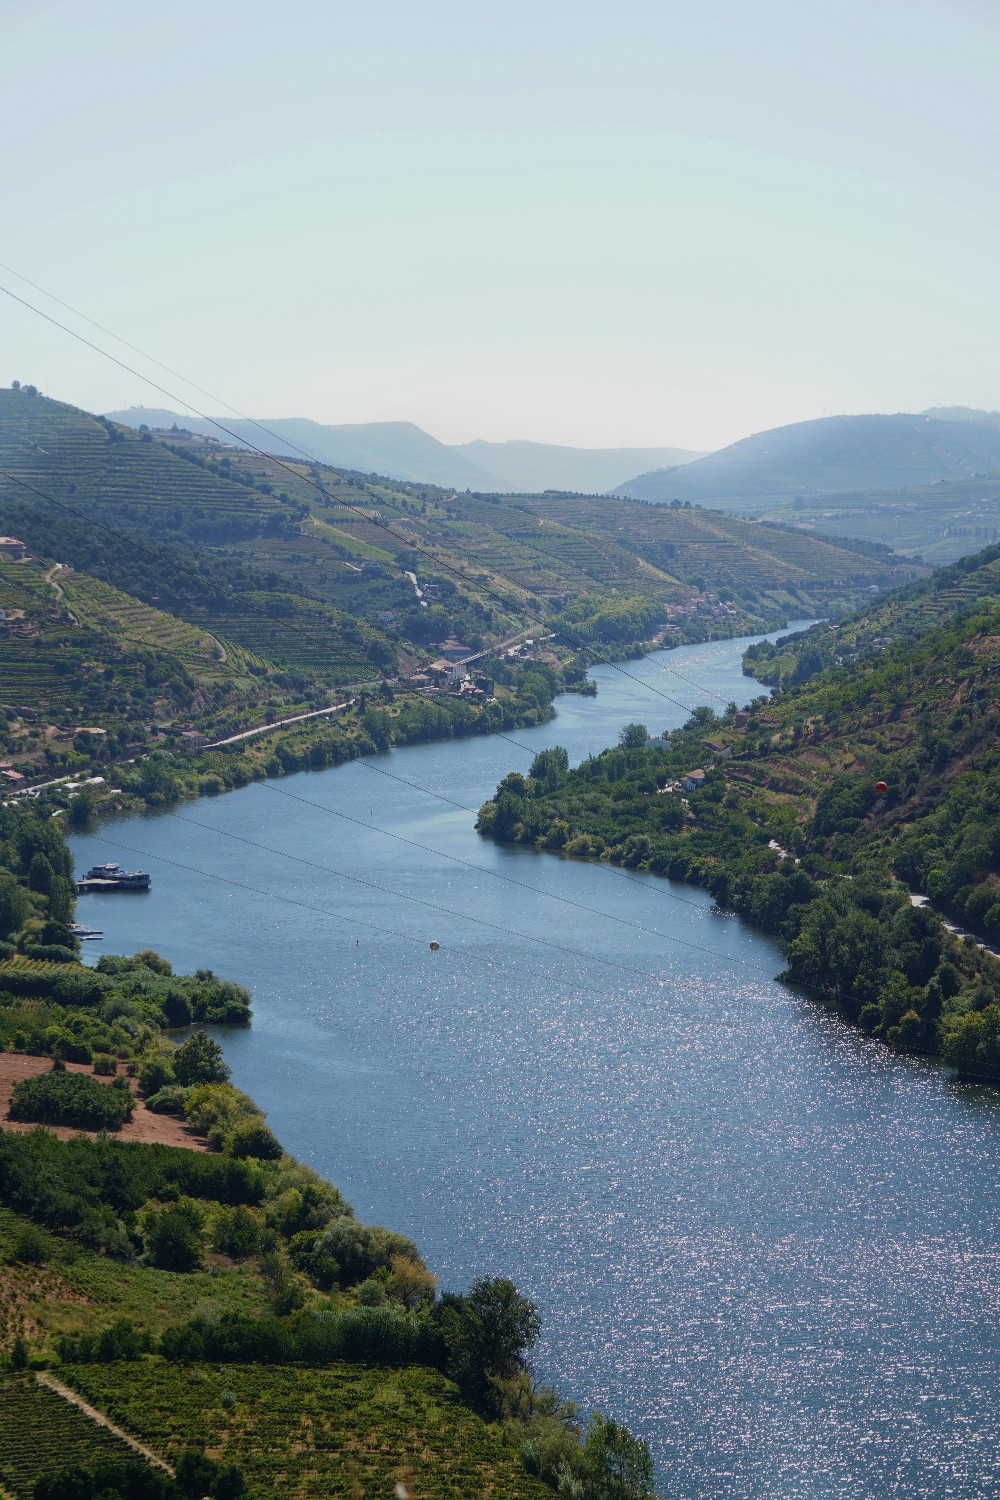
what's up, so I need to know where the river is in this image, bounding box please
[70,627,1000,1500]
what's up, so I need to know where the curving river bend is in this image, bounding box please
[71,628,1000,1500]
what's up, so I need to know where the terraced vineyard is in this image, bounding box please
[0,387,935,785]
[64,1363,550,1500]
[0,1376,139,1498]
[757,474,1000,565]
[58,574,239,680]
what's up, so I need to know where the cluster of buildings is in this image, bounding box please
[657,768,707,796]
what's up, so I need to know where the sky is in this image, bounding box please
[1,0,999,451]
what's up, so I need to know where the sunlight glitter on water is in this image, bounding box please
[70,627,1000,1499]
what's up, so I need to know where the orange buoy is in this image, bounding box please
[875,781,888,795]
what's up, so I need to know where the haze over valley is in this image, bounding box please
[4,3,1000,1499]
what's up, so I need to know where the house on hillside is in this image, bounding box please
[0,537,27,559]
[681,768,706,791]
[436,637,470,660]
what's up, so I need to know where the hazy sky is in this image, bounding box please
[2,0,998,450]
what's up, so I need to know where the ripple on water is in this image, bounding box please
[69,631,1000,1499]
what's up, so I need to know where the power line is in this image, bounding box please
[2,268,786,981]
[0,467,553,764]
[0,279,712,718]
[0,468,757,966]
[95,836,653,1002]
[0,258,753,714]
[260,779,753,947]
[0,468,381,678]
[166,807,692,982]
[350,756,735,914]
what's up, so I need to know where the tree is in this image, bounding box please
[529,746,569,791]
[28,852,54,894]
[227,1119,282,1160]
[582,1412,656,1500]
[0,871,29,938]
[173,1031,230,1087]
[618,723,648,750]
[145,1204,202,1272]
[439,1276,541,1407]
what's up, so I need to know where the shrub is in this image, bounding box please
[25,944,79,964]
[227,1120,283,1160]
[211,1204,266,1258]
[92,1054,118,1076]
[138,1055,175,1095]
[145,1203,203,1272]
[9,1221,54,1265]
[145,1086,189,1115]
[8,1070,134,1130]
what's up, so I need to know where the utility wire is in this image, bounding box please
[2,268,784,977]
[0,428,763,961]
[0,466,543,755]
[0,466,757,948]
[261,779,751,942]
[350,757,736,914]
[166,808,696,981]
[97,836,654,1002]
[0,261,733,706]
[0,468,380,678]
[0,279,710,718]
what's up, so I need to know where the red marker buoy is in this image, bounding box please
[875,781,888,795]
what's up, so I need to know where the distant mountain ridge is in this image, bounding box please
[105,407,702,494]
[451,439,704,493]
[104,407,497,489]
[615,412,1000,509]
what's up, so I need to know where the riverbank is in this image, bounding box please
[35,611,807,831]
[63,621,1000,1500]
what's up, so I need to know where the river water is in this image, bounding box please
[70,627,1000,1500]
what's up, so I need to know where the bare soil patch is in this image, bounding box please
[0,1054,206,1150]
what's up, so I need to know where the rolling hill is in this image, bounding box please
[0,387,927,786]
[104,408,499,489]
[451,439,704,494]
[106,409,704,495]
[616,413,1000,510]
[751,472,1000,565]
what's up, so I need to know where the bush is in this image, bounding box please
[8,1070,134,1131]
[8,1221,54,1265]
[227,1120,283,1160]
[24,944,79,964]
[145,1203,203,1272]
[211,1205,266,1258]
[138,1055,175,1095]
[92,1054,118,1076]
[145,1086,189,1115]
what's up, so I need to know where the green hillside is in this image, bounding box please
[617,412,1000,514]
[1,389,922,632]
[0,811,653,1500]
[755,473,1000,565]
[477,541,1000,1081]
[0,387,927,795]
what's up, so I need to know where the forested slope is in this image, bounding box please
[477,545,1000,1081]
[0,809,654,1500]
